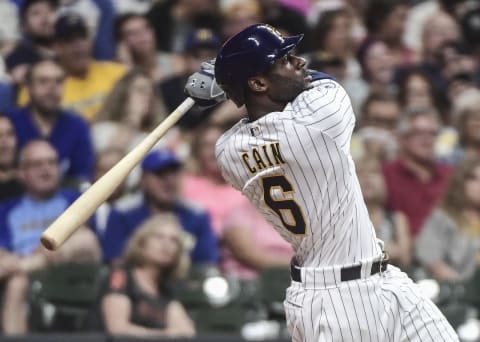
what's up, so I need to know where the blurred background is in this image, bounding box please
[0,0,479,341]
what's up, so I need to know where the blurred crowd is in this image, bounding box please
[0,0,479,338]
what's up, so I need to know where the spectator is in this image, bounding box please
[445,88,480,164]
[356,38,397,96]
[419,10,460,85]
[308,8,357,77]
[383,107,451,237]
[350,92,400,161]
[221,198,294,280]
[361,92,401,132]
[0,114,23,201]
[416,158,480,282]
[93,68,179,190]
[6,59,95,184]
[114,13,185,85]
[356,156,412,268]
[18,13,127,121]
[102,149,218,266]
[260,0,308,40]
[438,41,478,102]
[5,0,57,85]
[220,0,263,40]
[182,123,245,236]
[100,213,195,337]
[306,9,364,111]
[57,0,116,60]
[0,79,15,112]
[0,140,100,335]
[91,147,125,240]
[159,27,221,130]
[0,0,20,56]
[396,67,446,122]
[364,0,413,65]
[146,0,220,53]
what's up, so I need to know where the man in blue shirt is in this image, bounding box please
[0,140,100,335]
[102,149,219,265]
[6,58,95,184]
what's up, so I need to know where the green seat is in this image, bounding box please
[257,267,290,319]
[173,266,260,334]
[28,262,105,332]
[438,302,469,330]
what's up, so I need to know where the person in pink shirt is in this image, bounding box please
[182,123,245,237]
[221,198,294,281]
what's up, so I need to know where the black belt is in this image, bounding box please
[290,256,389,283]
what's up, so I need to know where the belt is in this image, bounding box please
[290,255,389,283]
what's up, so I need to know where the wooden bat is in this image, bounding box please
[40,97,196,250]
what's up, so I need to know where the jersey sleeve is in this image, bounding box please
[290,78,356,155]
[189,211,219,264]
[0,204,12,250]
[70,116,95,181]
[101,209,131,262]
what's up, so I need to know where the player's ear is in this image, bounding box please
[247,76,268,94]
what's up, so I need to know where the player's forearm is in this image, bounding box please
[426,261,461,282]
[384,242,411,267]
[105,321,172,337]
[233,248,291,270]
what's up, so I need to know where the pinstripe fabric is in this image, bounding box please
[215,78,458,341]
[284,266,458,341]
[216,79,380,268]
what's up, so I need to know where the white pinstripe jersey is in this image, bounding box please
[215,78,382,268]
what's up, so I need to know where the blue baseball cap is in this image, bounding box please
[141,150,182,172]
[54,13,88,41]
[185,28,221,53]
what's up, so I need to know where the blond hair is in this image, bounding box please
[441,158,480,236]
[123,213,190,280]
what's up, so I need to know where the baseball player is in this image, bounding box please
[185,24,458,341]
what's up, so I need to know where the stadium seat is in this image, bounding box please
[28,262,106,332]
[257,267,290,319]
[173,266,261,334]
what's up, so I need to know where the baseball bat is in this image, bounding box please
[40,97,196,250]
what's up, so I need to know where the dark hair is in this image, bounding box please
[20,0,57,23]
[114,13,150,43]
[309,8,350,51]
[437,40,473,68]
[356,38,386,81]
[396,66,449,122]
[364,0,408,33]
[24,57,63,84]
[361,92,398,118]
[439,0,467,16]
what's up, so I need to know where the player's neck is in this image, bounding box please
[246,99,286,121]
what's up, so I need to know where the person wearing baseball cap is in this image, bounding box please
[16,12,126,121]
[53,12,89,42]
[5,0,57,85]
[101,149,219,266]
[160,27,221,129]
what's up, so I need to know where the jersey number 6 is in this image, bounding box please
[262,175,306,235]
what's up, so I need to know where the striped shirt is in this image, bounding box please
[215,78,381,268]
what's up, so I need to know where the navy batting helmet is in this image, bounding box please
[214,24,303,107]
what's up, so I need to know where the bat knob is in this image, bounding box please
[41,235,58,251]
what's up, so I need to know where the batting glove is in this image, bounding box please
[185,59,227,108]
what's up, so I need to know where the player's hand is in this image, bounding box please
[185,59,227,108]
